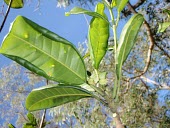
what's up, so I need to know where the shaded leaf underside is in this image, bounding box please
[26,85,92,111]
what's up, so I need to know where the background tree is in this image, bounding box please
[0,0,170,128]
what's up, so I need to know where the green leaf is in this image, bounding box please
[116,0,128,12]
[157,22,170,33]
[65,7,109,23]
[111,0,117,8]
[116,14,144,78]
[0,16,86,85]
[27,113,37,126]
[26,84,92,111]
[23,124,34,128]
[4,0,24,8]
[163,9,170,16]
[88,3,109,69]
[8,124,15,128]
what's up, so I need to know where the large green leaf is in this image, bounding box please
[116,14,144,78]
[4,0,24,8]
[116,0,128,12]
[26,84,92,111]
[65,7,109,23]
[88,3,109,69]
[0,16,86,85]
[157,22,170,33]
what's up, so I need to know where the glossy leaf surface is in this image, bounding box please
[26,84,92,111]
[4,0,24,8]
[116,14,144,78]
[65,7,109,23]
[0,16,86,85]
[88,3,109,69]
[116,0,128,12]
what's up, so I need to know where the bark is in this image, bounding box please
[114,113,124,128]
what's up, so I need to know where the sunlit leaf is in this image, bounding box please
[116,0,128,12]
[0,16,86,85]
[26,84,92,111]
[23,124,34,128]
[88,3,109,69]
[111,0,117,8]
[104,0,116,8]
[65,7,109,23]
[157,22,170,33]
[27,113,37,126]
[116,14,144,78]
[4,0,24,8]
[8,124,15,128]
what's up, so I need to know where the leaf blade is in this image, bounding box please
[26,85,92,111]
[116,0,128,12]
[4,0,24,8]
[157,22,170,33]
[116,14,144,78]
[0,16,86,85]
[88,3,109,69]
[65,7,109,23]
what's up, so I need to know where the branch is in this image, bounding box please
[39,109,46,128]
[133,0,146,9]
[123,0,146,16]
[16,112,29,122]
[114,113,125,128]
[0,0,12,32]
[154,42,170,59]
[127,1,170,59]
[39,79,48,128]
[140,76,170,90]
[127,2,154,80]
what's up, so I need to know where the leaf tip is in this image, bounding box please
[65,12,70,16]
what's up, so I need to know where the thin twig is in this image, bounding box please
[39,109,46,128]
[126,0,170,59]
[0,0,12,32]
[114,113,125,128]
[140,78,149,90]
[132,0,146,9]
[154,42,170,59]
[39,79,48,128]
[16,112,29,122]
[123,0,146,16]
[127,2,154,80]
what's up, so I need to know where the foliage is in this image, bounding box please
[4,0,23,8]
[0,0,170,128]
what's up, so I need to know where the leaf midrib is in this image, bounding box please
[11,33,85,82]
[119,15,142,73]
[28,92,91,109]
